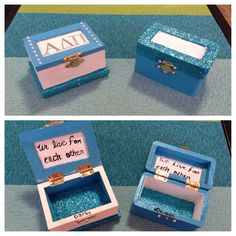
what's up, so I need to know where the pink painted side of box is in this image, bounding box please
[38,166,118,231]
[145,175,204,221]
[34,50,106,90]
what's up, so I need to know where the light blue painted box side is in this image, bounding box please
[23,22,109,97]
[135,23,219,96]
[131,141,216,230]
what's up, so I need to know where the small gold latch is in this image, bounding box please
[185,179,200,191]
[155,170,169,182]
[77,164,94,177]
[48,172,64,186]
[157,60,176,74]
[43,120,64,128]
[64,53,84,68]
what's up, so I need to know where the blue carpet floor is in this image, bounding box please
[6,14,231,58]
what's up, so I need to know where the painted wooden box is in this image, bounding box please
[135,23,219,96]
[131,141,216,230]
[23,22,109,97]
[19,121,119,231]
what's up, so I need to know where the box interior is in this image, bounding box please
[136,175,205,221]
[45,172,111,221]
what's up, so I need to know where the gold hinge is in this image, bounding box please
[185,179,200,191]
[180,145,191,151]
[155,170,169,182]
[64,53,84,68]
[43,120,64,128]
[48,172,64,186]
[77,164,94,177]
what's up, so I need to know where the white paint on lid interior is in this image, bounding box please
[151,31,207,60]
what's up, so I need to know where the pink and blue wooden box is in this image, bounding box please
[19,121,119,231]
[131,141,216,230]
[23,22,109,97]
[135,23,219,96]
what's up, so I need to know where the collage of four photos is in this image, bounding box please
[4,2,232,233]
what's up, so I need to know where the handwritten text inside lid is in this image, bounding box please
[155,156,202,183]
[34,132,89,169]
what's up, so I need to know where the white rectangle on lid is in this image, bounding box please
[34,132,89,169]
[37,30,89,57]
[155,155,202,183]
[151,31,206,60]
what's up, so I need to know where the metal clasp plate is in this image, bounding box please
[64,53,84,68]
[77,164,94,177]
[157,60,176,74]
[48,172,64,186]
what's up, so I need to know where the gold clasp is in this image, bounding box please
[48,172,64,186]
[64,53,84,68]
[77,164,94,177]
[157,60,176,74]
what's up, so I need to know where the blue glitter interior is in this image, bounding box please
[137,23,219,76]
[45,172,111,221]
[138,188,194,220]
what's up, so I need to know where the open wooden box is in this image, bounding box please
[131,141,216,230]
[19,121,119,231]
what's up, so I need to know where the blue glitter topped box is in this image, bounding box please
[131,141,216,230]
[135,23,219,96]
[19,121,119,231]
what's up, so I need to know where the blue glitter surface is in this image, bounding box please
[47,178,110,221]
[137,23,219,77]
[137,188,194,220]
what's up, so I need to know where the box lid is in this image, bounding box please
[19,121,101,184]
[23,22,104,71]
[145,141,216,190]
[137,23,219,77]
